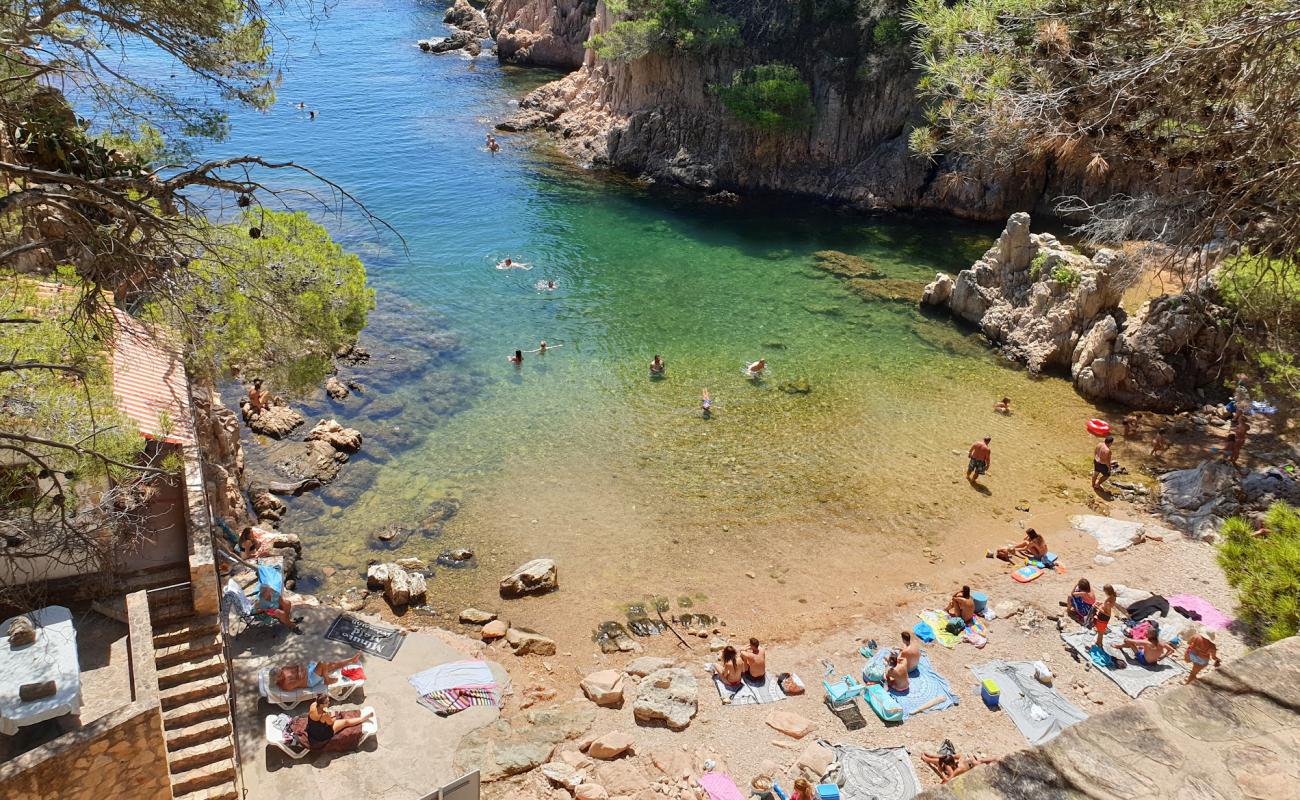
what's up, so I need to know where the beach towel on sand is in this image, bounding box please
[829,744,921,800]
[969,661,1088,745]
[698,773,746,800]
[863,652,959,717]
[1061,630,1186,698]
[409,660,500,715]
[711,672,789,705]
[1168,594,1235,631]
[917,609,987,649]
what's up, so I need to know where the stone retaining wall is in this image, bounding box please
[0,591,173,800]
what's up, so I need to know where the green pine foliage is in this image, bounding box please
[1217,502,1300,643]
[163,210,375,393]
[714,64,815,131]
[588,0,739,61]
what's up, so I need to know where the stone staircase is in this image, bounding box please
[154,614,240,800]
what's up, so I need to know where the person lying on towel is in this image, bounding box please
[290,695,374,752]
[274,654,362,691]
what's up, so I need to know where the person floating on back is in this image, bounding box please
[966,436,991,484]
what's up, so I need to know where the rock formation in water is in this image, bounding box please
[487,0,1154,219]
[920,213,1235,410]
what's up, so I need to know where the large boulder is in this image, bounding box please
[500,558,558,597]
[581,669,626,707]
[632,668,697,730]
[444,0,489,37]
[1069,515,1179,552]
[306,418,363,453]
[418,30,481,55]
[242,401,304,438]
[587,731,635,760]
[266,438,345,485]
[453,701,595,781]
[1158,460,1241,540]
[921,213,1235,410]
[366,562,427,607]
[506,627,556,656]
[625,656,675,677]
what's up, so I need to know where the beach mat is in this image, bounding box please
[1061,629,1186,697]
[918,609,987,649]
[863,652,959,717]
[711,672,788,705]
[409,660,500,716]
[826,696,867,731]
[830,744,921,800]
[325,614,405,661]
[1168,594,1235,631]
[969,661,1088,745]
[697,773,746,800]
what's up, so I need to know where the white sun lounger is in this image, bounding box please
[265,706,378,759]
[258,666,365,710]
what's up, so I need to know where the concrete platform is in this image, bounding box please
[229,604,508,800]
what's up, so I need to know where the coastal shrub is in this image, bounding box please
[588,0,739,62]
[1217,502,1300,643]
[872,16,906,46]
[1051,265,1080,289]
[714,64,815,131]
[1218,253,1300,401]
[1029,251,1049,280]
[160,210,375,393]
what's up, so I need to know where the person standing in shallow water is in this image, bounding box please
[507,349,522,366]
[1092,435,1114,492]
[966,436,991,484]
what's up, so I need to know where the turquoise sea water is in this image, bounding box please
[188,0,1106,616]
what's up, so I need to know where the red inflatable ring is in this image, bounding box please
[1086,419,1111,437]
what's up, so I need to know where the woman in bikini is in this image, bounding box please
[715,646,744,689]
[305,694,374,748]
[1183,630,1221,683]
[1066,578,1096,622]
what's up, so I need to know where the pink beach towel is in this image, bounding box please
[1168,594,1234,630]
[698,773,746,800]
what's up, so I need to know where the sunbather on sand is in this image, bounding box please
[740,638,766,681]
[992,528,1046,562]
[274,654,362,691]
[885,652,909,692]
[899,630,921,673]
[921,748,998,784]
[946,586,976,624]
[715,646,744,688]
[1117,628,1175,666]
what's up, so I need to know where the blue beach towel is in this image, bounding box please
[862,652,959,718]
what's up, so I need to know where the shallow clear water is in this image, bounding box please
[183,0,1107,616]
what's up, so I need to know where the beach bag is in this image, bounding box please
[945,617,966,635]
[779,672,804,695]
[863,661,888,684]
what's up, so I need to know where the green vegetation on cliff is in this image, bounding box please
[1219,503,1300,643]
[1219,254,1300,401]
[589,0,739,61]
[714,64,814,131]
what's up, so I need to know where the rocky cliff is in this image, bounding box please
[494,0,1146,219]
[920,214,1236,410]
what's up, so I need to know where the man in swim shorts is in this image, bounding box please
[1118,628,1174,666]
[1183,630,1221,683]
[966,437,991,484]
[1092,435,1114,492]
[740,638,766,681]
[899,630,921,673]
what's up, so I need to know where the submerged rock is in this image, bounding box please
[305,418,363,453]
[324,376,350,400]
[595,621,641,654]
[812,250,881,279]
[500,558,558,597]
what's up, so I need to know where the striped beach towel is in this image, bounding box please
[408,660,500,716]
[418,686,499,715]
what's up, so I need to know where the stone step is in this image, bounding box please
[174,783,238,800]
[169,758,236,798]
[160,675,227,711]
[167,737,233,773]
[153,615,222,649]
[158,653,226,690]
[166,718,232,752]
[155,633,224,670]
[163,695,230,731]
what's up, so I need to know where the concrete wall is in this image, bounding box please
[0,591,172,800]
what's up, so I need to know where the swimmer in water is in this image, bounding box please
[650,354,665,377]
[487,134,500,154]
[309,110,317,119]
[297,102,306,109]
[526,341,560,354]
[745,359,766,377]
[507,349,522,366]
[701,388,712,417]
[496,257,531,270]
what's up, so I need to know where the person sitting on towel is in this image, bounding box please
[992,528,1046,562]
[922,747,999,784]
[899,630,921,673]
[740,638,766,681]
[275,654,362,692]
[946,585,976,625]
[1117,627,1175,666]
[885,651,909,692]
[715,646,744,688]
[305,694,374,749]
[1066,578,1096,621]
